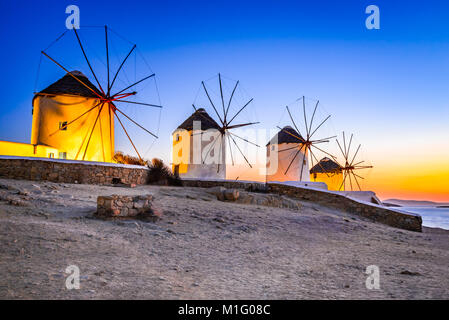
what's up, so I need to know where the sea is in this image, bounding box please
[399,207,449,230]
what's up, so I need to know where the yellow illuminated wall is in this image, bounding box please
[0,140,59,158]
[172,128,226,179]
[31,94,114,162]
[172,129,190,174]
[311,172,343,191]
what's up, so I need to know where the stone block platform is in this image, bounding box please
[96,194,158,220]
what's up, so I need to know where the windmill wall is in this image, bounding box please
[0,140,59,159]
[311,172,343,191]
[172,128,226,180]
[31,94,115,163]
[266,142,310,183]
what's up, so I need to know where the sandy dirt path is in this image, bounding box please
[0,178,448,299]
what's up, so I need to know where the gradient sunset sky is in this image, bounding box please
[0,0,448,202]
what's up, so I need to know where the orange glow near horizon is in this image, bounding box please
[362,161,449,202]
[227,157,449,203]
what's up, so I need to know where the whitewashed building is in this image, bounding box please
[266,126,309,182]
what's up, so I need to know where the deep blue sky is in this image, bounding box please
[0,0,448,199]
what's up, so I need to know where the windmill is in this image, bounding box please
[36,26,162,163]
[193,73,260,172]
[335,132,373,191]
[276,96,337,181]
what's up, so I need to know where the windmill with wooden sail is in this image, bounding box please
[334,132,373,191]
[32,26,162,163]
[172,74,259,179]
[266,96,336,183]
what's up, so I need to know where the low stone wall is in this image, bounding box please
[182,179,269,192]
[268,183,422,232]
[0,156,149,185]
[96,194,155,219]
[182,179,422,232]
[0,157,422,232]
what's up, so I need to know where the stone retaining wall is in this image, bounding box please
[0,156,149,185]
[0,157,422,232]
[182,179,422,232]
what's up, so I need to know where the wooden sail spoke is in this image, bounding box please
[339,171,348,191]
[227,134,235,166]
[349,144,361,166]
[105,26,110,95]
[225,80,239,120]
[82,103,105,160]
[351,171,362,191]
[114,110,143,163]
[308,100,319,138]
[112,73,155,97]
[277,144,301,153]
[276,126,303,142]
[335,139,347,160]
[349,170,355,191]
[310,144,338,161]
[353,165,373,169]
[73,28,105,95]
[229,134,252,168]
[309,114,331,139]
[302,96,309,138]
[217,133,224,173]
[228,132,260,147]
[351,170,365,180]
[113,106,158,138]
[109,44,136,93]
[352,160,365,167]
[202,81,224,125]
[218,73,226,122]
[227,98,253,126]
[286,105,304,139]
[311,135,337,143]
[346,133,353,160]
[226,122,259,130]
[299,145,310,181]
[115,100,162,108]
[284,143,305,175]
[41,51,103,99]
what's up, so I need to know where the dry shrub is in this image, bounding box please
[113,151,148,166]
[147,158,182,186]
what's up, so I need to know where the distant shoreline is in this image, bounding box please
[383,202,402,207]
[383,199,449,208]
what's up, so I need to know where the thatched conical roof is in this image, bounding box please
[310,157,342,174]
[176,108,221,131]
[37,71,102,98]
[266,126,305,146]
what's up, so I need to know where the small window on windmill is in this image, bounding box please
[59,152,67,159]
[59,121,68,131]
[271,145,275,151]
[303,159,307,165]
[176,134,180,142]
[49,153,54,159]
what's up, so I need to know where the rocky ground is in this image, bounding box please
[0,178,448,299]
